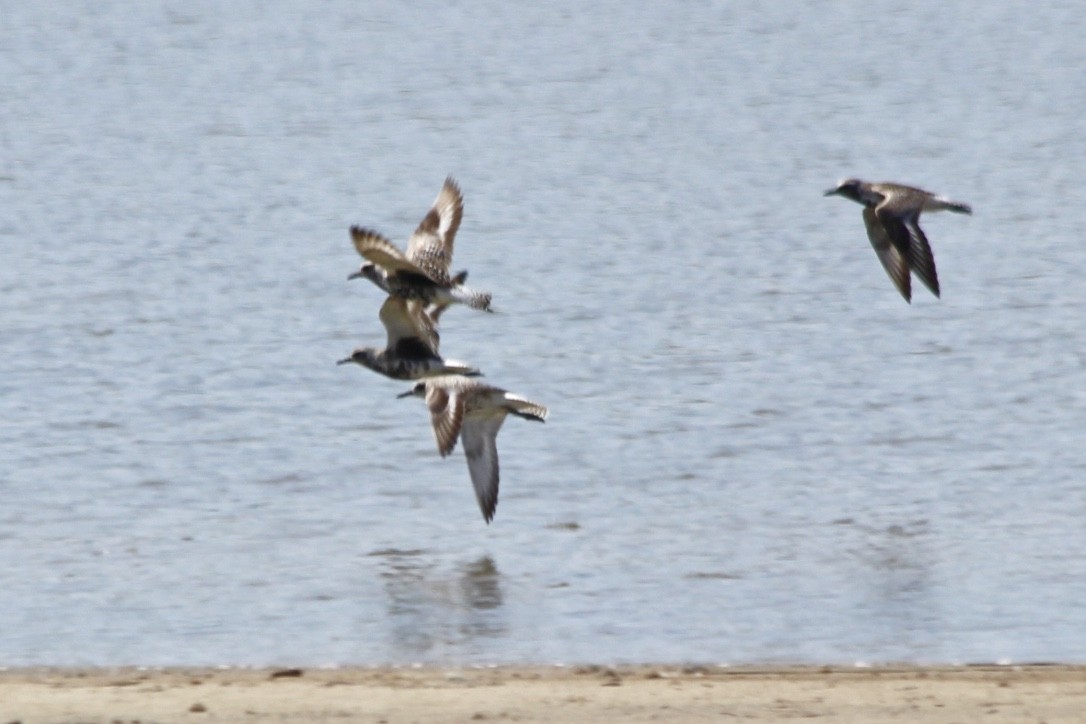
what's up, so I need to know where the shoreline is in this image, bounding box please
[3,664,1084,722]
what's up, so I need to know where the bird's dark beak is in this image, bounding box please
[396,389,415,399]
[347,270,363,280]
[823,188,839,197]
[336,357,354,365]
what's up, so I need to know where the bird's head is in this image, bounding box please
[396,381,427,399]
[824,178,863,199]
[337,348,376,367]
[348,262,383,283]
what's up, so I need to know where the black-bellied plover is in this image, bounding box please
[349,177,492,313]
[337,297,481,380]
[352,262,470,323]
[824,179,972,303]
[397,375,548,523]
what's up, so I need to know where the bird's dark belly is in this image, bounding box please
[388,272,441,301]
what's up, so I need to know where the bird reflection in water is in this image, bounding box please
[376,552,507,659]
[844,519,939,655]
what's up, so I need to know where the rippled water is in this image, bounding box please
[2,2,1085,666]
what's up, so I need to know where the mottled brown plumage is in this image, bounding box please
[349,177,491,313]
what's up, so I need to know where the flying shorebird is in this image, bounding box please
[398,375,548,523]
[824,179,972,303]
[348,176,492,314]
[337,296,481,380]
[352,262,470,324]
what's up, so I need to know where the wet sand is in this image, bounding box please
[2,664,1084,723]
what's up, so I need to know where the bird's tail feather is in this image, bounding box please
[506,396,548,422]
[933,197,972,215]
[451,285,493,312]
[439,360,483,377]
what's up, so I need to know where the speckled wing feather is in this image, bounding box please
[351,226,432,279]
[405,177,463,285]
[426,383,464,457]
[863,206,912,302]
[433,176,464,254]
[460,410,507,524]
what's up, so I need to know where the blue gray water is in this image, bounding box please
[2,2,1085,667]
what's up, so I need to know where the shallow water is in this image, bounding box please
[1,1,1085,666]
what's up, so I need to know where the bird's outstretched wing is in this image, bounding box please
[864,206,912,302]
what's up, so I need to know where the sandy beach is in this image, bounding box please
[2,664,1083,723]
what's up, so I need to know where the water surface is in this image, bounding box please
[1,1,1084,666]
